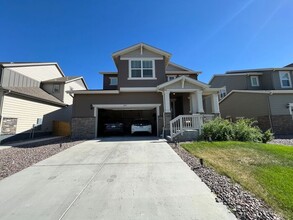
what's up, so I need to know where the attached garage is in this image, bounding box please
[95,104,160,137]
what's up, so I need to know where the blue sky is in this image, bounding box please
[1,0,293,89]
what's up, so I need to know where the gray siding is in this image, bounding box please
[72,92,163,118]
[120,47,163,59]
[261,71,274,89]
[220,92,269,118]
[117,59,166,88]
[210,75,248,93]
[103,74,118,90]
[269,94,293,115]
[1,69,39,87]
[271,70,293,90]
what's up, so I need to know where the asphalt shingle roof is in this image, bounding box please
[2,86,66,106]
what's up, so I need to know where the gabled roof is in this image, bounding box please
[157,75,209,90]
[2,86,66,106]
[42,76,88,89]
[220,89,293,104]
[112,43,172,67]
[226,67,293,74]
[42,76,81,83]
[166,62,201,75]
[112,42,171,58]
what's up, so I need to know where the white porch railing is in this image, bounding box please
[169,114,215,140]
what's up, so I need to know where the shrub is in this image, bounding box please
[201,117,234,141]
[201,117,272,143]
[262,129,274,143]
[233,119,263,142]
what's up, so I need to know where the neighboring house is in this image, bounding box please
[209,64,293,135]
[0,62,87,143]
[71,43,221,140]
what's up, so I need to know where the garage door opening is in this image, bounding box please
[98,109,157,137]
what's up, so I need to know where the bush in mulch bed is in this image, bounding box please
[0,138,84,181]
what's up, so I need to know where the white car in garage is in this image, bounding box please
[131,120,152,134]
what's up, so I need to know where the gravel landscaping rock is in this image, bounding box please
[0,138,84,180]
[170,142,283,220]
[269,138,293,146]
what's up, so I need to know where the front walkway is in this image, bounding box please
[0,137,235,220]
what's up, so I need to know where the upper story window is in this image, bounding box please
[129,60,155,79]
[109,77,118,86]
[279,71,292,88]
[219,87,227,99]
[52,84,60,93]
[250,76,259,87]
[167,75,176,81]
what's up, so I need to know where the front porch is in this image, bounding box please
[157,76,221,141]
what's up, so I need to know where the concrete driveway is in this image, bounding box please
[0,137,236,220]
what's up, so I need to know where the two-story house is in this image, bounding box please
[0,62,87,143]
[71,43,222,140]
[209,64,293,135]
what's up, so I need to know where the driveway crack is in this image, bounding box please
[58,145,117,220]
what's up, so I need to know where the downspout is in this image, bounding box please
[266,92,274,133]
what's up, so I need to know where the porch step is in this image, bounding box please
[170,129,200,142]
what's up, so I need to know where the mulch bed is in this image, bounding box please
[0,138,84,181]
[170,142,283,220]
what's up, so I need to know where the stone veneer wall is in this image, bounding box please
[257,115,293,135]
[163,112,171,136]
[271,115,293,135]
[256,116,271,132]
[71,117,96,139]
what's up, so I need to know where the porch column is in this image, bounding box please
[196,90,204,113]
[211,93,220,114]
[163,90,171,113]
[190,93,197,114]
[190,90,204,114]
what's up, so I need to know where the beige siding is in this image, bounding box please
[42,83,65,102]
[64,80,86,105]
[220,92,269,118]
[1,96,61,133]
[7,65,63,82]
[269,94,293,115]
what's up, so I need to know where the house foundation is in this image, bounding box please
[71,117,96,139]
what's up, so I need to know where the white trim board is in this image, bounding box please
[120,87,157,92]
[70,90,119,94]
[92,104,161,110]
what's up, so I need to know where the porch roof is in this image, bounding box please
[157,75,209,90]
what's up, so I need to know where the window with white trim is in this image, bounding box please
[167,75,176,81]
[109,77,118,86]
[129,60,155,79]
[219,87,227,99]
[279,71,292,88]
[250,76,259,87]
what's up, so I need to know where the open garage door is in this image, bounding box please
[94,104,160,137]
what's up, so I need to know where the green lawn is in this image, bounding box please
[182,141,293,219]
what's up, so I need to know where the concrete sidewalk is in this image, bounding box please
[0,137,236,220]
[0,136,63,150]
